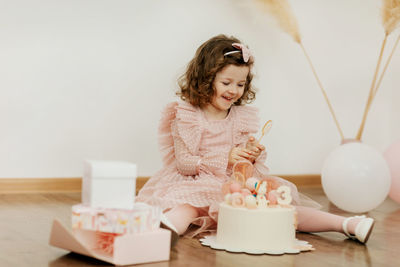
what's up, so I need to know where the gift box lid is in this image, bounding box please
[84,160,137,178]
[49,219,170,266]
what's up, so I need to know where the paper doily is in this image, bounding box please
[199,235,314,255]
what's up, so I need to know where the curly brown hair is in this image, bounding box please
[177,34,256,108]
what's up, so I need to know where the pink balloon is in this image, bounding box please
[384,139,400,204]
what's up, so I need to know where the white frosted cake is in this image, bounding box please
[200,173,313,254]
[217,203,296,252]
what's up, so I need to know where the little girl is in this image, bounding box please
[137,34,374,244]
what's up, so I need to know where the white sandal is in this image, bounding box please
[160,213,179,247]
[342,215,375,244]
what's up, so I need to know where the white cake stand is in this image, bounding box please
[200,235,314,255]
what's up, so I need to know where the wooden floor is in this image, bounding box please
[1,187,399,267]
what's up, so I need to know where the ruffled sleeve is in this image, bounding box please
[197,151,228,179]
[175,101,203,154]
[158,102,179,166]
[158,101,204,172]
[171,122,201,175]
[232,105,259,146]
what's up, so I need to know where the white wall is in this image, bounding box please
[1,0,399,178]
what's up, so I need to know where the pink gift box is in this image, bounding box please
[49,219,171,266]
[72,202,161,234]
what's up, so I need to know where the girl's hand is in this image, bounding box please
[228,146,253,168]
[246,136,265,163]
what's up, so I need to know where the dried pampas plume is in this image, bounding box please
[356,0,400,140]
[257,0,301,43]
[256,0,344,140]
[254,0,399,141]
[382,0,400,35]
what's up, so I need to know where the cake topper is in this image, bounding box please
[258,120,272,143]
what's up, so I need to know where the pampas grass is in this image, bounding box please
[356,0,400,140]
[382,0,400,35]
[374,34,400,100]
[256,0,399,141]
[257,0,301,43]
[256,0,345,140]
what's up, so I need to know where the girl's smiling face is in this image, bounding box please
[204,64,249,120]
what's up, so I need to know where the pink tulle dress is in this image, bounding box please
[137,101,317,236]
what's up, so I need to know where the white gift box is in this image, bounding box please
[82,160,137,210]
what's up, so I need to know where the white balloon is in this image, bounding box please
[321,142,391,213]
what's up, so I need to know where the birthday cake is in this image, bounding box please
[216,191,297,253]
[200,161,313,254]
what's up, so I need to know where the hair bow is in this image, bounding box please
[232,43,252,63]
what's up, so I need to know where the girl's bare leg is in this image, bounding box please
[165,204,199,235]
[296,206,361,234]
